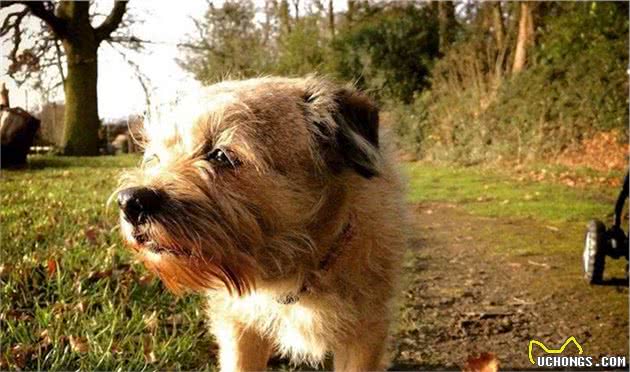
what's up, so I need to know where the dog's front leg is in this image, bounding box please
[333,322,390,372]
[213,320,273,372]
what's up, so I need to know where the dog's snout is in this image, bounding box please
[117,187,163,224]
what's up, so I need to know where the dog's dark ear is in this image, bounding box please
[309,88,380,178]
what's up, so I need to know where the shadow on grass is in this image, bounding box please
[267,356,451,371]
[390,362,460,371]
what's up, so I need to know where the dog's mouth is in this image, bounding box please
[131,231,168,254]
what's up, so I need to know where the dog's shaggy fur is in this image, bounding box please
[117,76,407,371]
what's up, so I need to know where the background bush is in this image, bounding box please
[392,2,628,164]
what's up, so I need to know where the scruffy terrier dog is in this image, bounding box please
[117,76,406,371]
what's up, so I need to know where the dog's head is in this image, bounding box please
[116,77,381,295]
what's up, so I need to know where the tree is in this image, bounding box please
[512,2,535,73]
[328,0,335,39]
[179,0,271,83]
[1,1,129,155]
[436,1,456,54]
[332,3,440,103]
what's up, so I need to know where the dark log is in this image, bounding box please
[1,107,40,168]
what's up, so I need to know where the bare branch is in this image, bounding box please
[94,0,128,42]
[106,40,152,112]
[1,8,28,78]
[0,8,28,37]
[53,38,66,85]
[1,1,68,37]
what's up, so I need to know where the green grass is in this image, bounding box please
[404,162,622,223]
[1,155,624,370]
[1,155,214,371]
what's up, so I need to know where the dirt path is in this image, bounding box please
[392,203,629,370]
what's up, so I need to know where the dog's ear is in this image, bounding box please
[307,87,380,178]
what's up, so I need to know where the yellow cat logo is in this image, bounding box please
[528,336,584,365]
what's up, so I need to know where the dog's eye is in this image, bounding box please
[142,154,159,167]
[206,148,239,168]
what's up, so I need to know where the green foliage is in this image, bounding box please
[332,4,440,103]
[394,2,629,164]
[178,1,272,83]
[275,16,331,76]
[180,1,441,103]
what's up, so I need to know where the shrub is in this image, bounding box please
[394,2,628,164]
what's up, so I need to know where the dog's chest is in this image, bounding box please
[210,292,331,363]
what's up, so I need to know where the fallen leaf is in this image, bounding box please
[87,269,113,281]
[0,354,8,369]
[84,227,98,244]
[47,259,57,276]
[39,329,51,344]
[165,313,184,328]
[69,336,89,354]
[37,330,53,353]
[0,264,12,280]
[110,343,122,355]
[143,311,158,332]
[10,344,33,370]
[143,335,156,364]
[463,352,499,372]
[138,274,155,287]
[74,301,87,313]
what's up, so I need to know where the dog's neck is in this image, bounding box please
[276,215,354,305]
[275,184,355,305]
[307,182,350,252]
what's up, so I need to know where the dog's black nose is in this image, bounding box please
[117,187,162,224]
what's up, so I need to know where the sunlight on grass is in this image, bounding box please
[404,163,620,223]
[1,155,214,371]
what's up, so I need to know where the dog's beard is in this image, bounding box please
[120,192,318,296]
[121,195,263,296]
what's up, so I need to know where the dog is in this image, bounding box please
[117,76,407,371]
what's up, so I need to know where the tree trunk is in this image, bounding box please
[346,0,356,25]
[512,2,533,74]
[61,38,100,155]
[279,0,291,34]
[491,2,505,52]
[491,2,506,79]
[437,1,456,54]
[328,0,335,39]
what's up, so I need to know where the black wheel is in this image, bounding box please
[583,220,607,284]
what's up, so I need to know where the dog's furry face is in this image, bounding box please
[117,77,381,295]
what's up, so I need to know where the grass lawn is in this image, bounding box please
[1,155,625,370]
[405,162,623,222]
[2,155,213,371]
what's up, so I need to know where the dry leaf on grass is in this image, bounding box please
[0,264,13,279]
[143,335,157,364]
[47,259,57,276]
[74,301,87,313]
[463,352,499,372]
[138,273,155,287]
[9,344,33,369]
[69,336,89,354]
[110,343,122,355]
[143,311,159,332]
[84,227,99,244]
